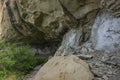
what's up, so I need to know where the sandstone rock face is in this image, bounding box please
[0,0,100,43]
[33,55,93,80]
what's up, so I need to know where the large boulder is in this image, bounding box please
[33,55,93,80]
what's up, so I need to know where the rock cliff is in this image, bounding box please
[0,0,120,80]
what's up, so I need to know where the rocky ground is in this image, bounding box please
[24,65,41,80]
[84,50,120,80]
[24,47,120,80]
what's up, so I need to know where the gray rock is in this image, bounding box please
[91,10,120,52]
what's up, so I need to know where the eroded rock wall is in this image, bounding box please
[0,0,100,44]
[0,0,118,80]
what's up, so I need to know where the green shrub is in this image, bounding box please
[0,41,46,79]
[0,69,9,80]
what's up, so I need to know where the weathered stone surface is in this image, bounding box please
[101,0,120,17]
[0,0,100,44]
[33,55,93,80]
[55,29,82,56]
[90,10,120,52]
[55,0,120,56]
[1,0,119,80]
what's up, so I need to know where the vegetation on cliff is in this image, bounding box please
[0,41,46,80]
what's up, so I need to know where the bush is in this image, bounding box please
[0,41,46,79]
